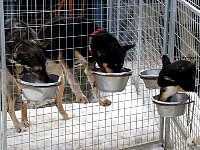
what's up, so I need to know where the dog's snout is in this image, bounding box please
[158,86,183,101]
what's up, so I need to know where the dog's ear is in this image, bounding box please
[36,40,51,48]
[162,55,171,67]
[122,44,136,52]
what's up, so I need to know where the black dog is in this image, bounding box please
[158,55,196,101]
[4,18,51,132]
[38,16,135,108]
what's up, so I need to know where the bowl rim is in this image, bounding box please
[152,93,191,106]
[139,68,161,79]
[17,74,62,87]
[92,67,132,76]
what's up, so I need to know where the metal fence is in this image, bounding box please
[1,0,200,150]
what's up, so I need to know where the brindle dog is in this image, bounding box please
[4,18,69,132]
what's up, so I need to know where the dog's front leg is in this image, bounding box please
[21,100,29,127]
[14,79,29,127]
[54,70,70,120]
[85,63,112,107]
[62,62,88,104]
[7,93,22,132]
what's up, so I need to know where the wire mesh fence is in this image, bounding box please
[1,0,200,150]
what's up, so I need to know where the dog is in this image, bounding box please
[4,18,52,132]
[37,16,135,108]
[158,55,196,101]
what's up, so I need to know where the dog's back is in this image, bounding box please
[5,18,38,53]
[38,16,99,66]
[38,16,135,72]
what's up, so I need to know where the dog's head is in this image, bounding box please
[158,55,196,101]
[91,31,135,73]
[13,40,50,82]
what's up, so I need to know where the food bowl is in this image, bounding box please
[17,74,61,101]
[92,67,132,92]
[152,93,191,117]
[139,69,161,89]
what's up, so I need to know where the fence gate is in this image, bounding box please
[1,0,200,150]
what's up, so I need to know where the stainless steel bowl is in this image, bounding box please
[139,69,161,89]
[152,93,190,117]
[17,74,61,101]
[92,67,132,92]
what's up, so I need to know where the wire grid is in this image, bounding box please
[185,0,200,10]
[167,0,200,149]
[2,0,167,149]
[6,0,199,150]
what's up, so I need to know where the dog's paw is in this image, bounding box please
[62,113,70,120]
[21,119,30,128]
[76,95,88,104]
[14,123,23,133]
[99,99,112,107]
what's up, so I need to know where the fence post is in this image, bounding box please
[162,0,171,55]
[168,0,177,62]
[137,0,143,66]
[164,117,171,149]
[159,1,172,146]
[0,0,7,150]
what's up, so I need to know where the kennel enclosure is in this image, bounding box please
[1,0,200,149]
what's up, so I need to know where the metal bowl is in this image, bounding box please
[17,74,61,101]
[152,93,190,117]
[92,67,132,92]
[139,69,161,89]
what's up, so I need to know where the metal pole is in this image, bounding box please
[0,0,7,150]
[159,0,171,146]
[137,0,143,67]
[162,0,171,55]
[116,0,120,39]
[107,0,112,32]
[168,0,177,62]
[159,116,164,146]
[164,117,171,150]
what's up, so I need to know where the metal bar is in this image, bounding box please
[159,116,164,145]
[177,0,200,16]
[107,0,112,32]
[0,0,7,149]
[137,0,142,65]
[120,140,162,150]
[168,0,177,62]
[164,117,171,149]
[116,0,121,39]
[162,0,171,55]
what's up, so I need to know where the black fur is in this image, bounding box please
[5,18,50,82]
[90,30,135,72]
[38,16,98,66]
[158,55,196,101]
[37,16,136,107]
[38,16,135,73]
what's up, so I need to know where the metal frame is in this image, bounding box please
[1,0,200,149]
[0,0,7,149]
